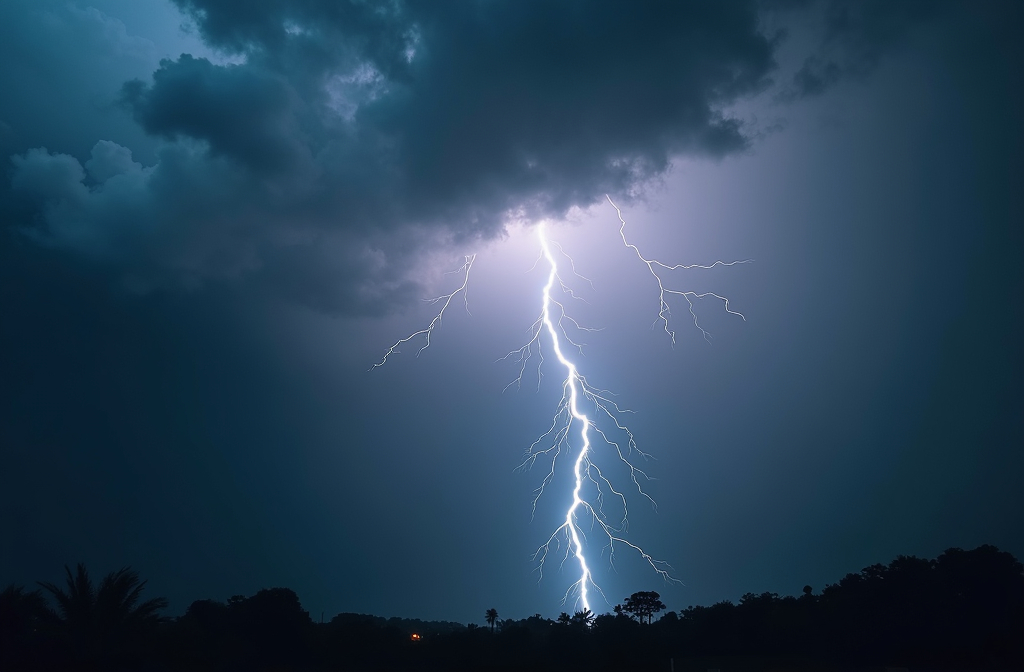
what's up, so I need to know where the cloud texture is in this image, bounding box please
[6,0,951,313]
[10,0,779,311]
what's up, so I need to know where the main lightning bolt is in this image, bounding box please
[374,198,748,613]
[504,222,678,613]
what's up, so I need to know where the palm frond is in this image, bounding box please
[38,563,95,626]
[96,566,167,625]
[37,564,166,631]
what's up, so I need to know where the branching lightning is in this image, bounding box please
[373,197,748,613]
[370,254,476,370]
[606,195,750,344]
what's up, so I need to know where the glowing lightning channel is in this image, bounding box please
[535,222,596,612]
[503,222,678,614]
[372,198,749,613]
[371,254,476,370]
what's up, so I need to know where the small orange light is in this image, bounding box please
[410,633,422,641]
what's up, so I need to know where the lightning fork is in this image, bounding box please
[605,195,750,344]
[371,254,476,369]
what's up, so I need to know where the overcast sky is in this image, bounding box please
[2,0,1021,624]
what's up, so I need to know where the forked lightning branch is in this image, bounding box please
[372,197,748,612]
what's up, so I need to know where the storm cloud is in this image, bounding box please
[10,0,781,311]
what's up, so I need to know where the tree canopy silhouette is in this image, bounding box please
[570,608,594,628]
[3,546,1021,671]
[621,590,666,625]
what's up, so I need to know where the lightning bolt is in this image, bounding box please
[373,197,748,613]
[370,254,476,370]
[504,221,678,614]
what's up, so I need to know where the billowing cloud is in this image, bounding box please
[123,55,307,174]
[10,1,785,312]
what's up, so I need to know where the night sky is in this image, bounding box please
[2,0,1021,625]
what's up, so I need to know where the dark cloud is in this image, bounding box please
[9,0,778,312]
[123,55,307,174]
[9,139,413,314]
[786,0,950,99]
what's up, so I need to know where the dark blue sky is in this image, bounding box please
[2,0,1021,624]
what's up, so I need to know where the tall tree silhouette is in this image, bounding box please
[485,608,498,633]
[622,591,666,625]
[570,608,594,628]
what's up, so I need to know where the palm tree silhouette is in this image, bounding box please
[485,608,498,633]
[39,564,167,629]
[38,563,167,662]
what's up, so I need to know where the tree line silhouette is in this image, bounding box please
[2,545,1021,671]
